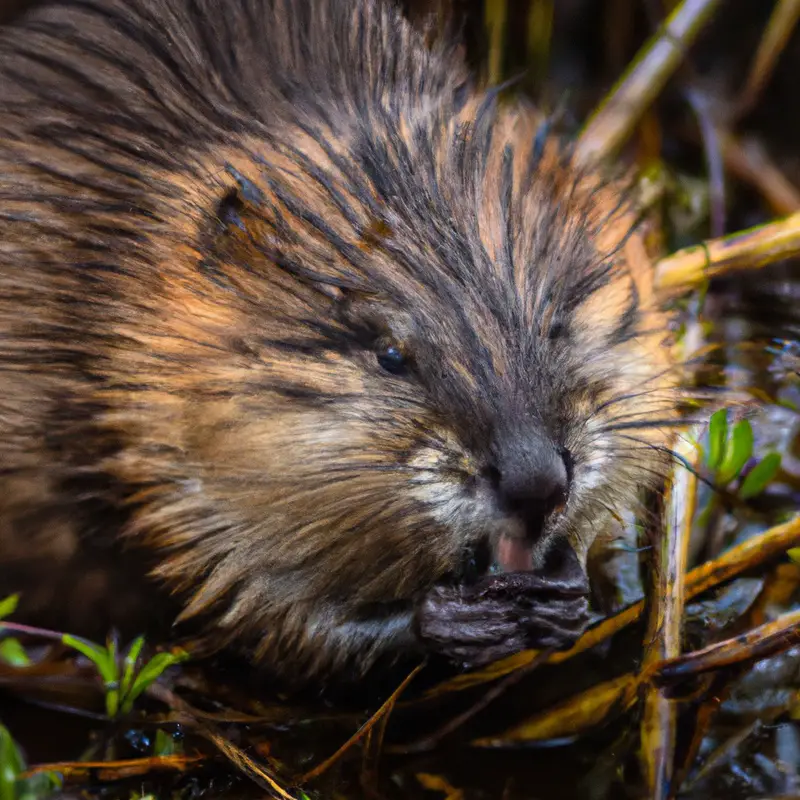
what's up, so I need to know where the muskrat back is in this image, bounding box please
[0,0,678,682]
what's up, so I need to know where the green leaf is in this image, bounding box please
[788,548,800,564]
[738,452,782,499]
[0,596,18,622]
[706,408,728,470]
[716,418,753,485]
[122,650,189,714]
[121,636,145,698]
[16,771,62,800]
[62,635,118,685]
[106,636,118,680]
[153,729,177,757]
[0,723,25,800]
[0,724,59,800]
[106,689,120,719]
[0,638,31,667]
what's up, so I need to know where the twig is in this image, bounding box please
[137,687,296,799]
[735,0,800,119]
[639,432,699,800]
[23,755,204,782]
[467,524,800,748]
[716,132,800,217]
[389,650,551,754]
[0,621,69,643]
[203,730,295,800]
[470,673,641,747]
[484,0,507,86]
[676,122,800,216]
[684,87,726,238]
[654,608,800,686]
[680,711,783,791]
[575,0,722,166]
[298,662,424,783]
[654,210,800,295]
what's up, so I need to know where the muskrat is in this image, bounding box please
[0,0,678,683]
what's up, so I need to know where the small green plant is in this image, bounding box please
[0,596,30,668]
[153,728,181,757]
[703,409,782,498]
[1,593,187,718]
[62,634,189,719]
[0,722,62,800]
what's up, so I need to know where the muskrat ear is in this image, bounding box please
[215,187,245,231]
[212,164,265,233]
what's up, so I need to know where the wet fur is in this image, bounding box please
[0,0,678,680]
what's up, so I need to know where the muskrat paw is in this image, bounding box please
[413,568,592,670]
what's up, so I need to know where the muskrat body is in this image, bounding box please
[0,0,677,682]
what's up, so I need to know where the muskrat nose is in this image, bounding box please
[484,435,571,529]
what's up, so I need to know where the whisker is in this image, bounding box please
[594,385,681,414]
[613,434,711,487]
[599,418,698,433]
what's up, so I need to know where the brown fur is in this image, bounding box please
[0,0,679,681]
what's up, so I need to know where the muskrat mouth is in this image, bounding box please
[461,518,565,580]
[494,511,563,572]
[478,514,550,575]
[460,504,586,580]
[496,533,538,572]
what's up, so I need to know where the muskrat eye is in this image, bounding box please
[377,345,407,375]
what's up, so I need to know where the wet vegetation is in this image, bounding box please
[2,0,800,798]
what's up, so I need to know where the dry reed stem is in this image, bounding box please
[575,0,722,166]
[298,662,424,783]
[203,730,295,800]
[680,705,788,791]
[389,651,550,755]
[23,755,205,782]
[639,433,699,800]
[654,210,800,295]
[484,0,507,86]
[654,608,800,685]
[470,673,640,746]
[416,773,465,800]
[718,132,800,217]
[735,0,800,119]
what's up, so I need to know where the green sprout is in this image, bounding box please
[0,596,30,669]
[1,593,188,719]
[61,634,189,719]
[153,729,181,757]
[703,409,782,498]
[0,723,62,800]
[0,596,18,620]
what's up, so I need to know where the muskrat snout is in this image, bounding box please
[479,429,573,573]
[485,432,571,526]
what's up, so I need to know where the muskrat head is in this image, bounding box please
[103,102,677,677]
